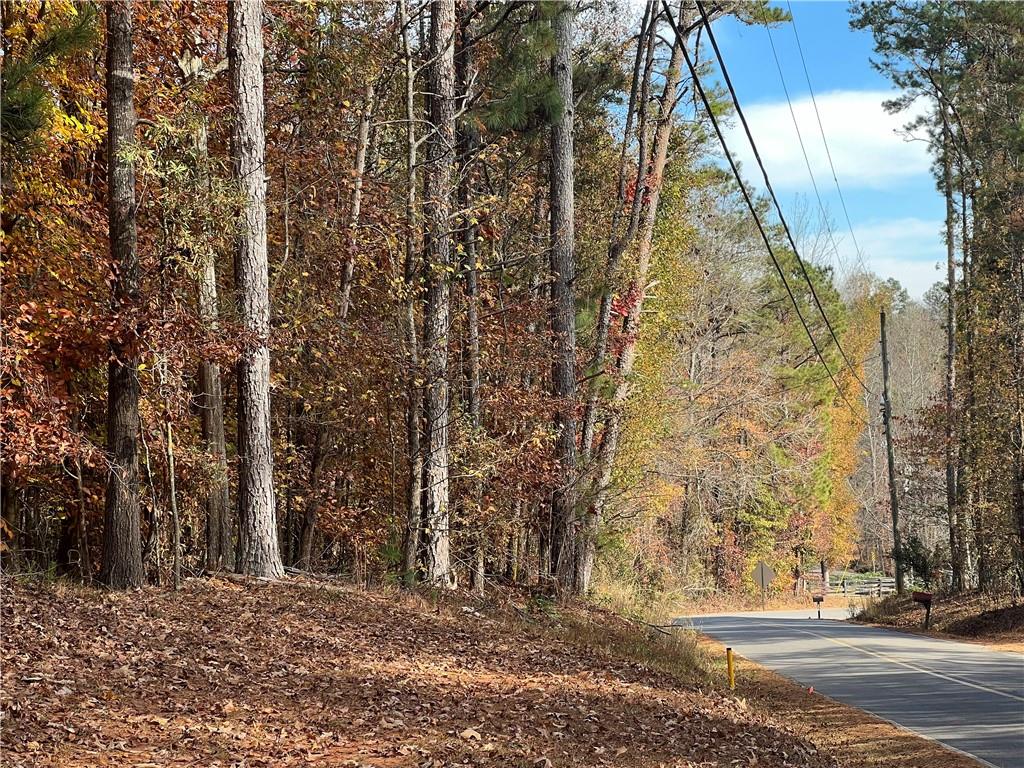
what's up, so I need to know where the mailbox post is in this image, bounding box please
[912,591,933,629]
[813,594,824,620]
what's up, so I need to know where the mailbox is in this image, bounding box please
[813,593,824,619]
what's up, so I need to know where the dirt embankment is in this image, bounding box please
[0,576,984,768]
[853,589,1024,652]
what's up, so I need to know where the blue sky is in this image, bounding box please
[705,1,947,298]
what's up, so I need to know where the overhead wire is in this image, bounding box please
[659,1,872,426]
[757,5,847,273]
[693,0,876,399]
[786,0,864,265]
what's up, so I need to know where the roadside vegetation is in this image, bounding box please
[3,575,834,768]
[2,0,1022,765]
[855,591,1024,649]
[2,574,987,768]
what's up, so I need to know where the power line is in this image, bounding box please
[693,0,875,398]
[659,1,871,426]
[786,0,864,265]
[758,6,847,272]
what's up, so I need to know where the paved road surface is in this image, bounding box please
[675,610,1024,768]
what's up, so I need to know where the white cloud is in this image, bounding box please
[725,90,932,189]
[829,217,946,298]
[866,257,944,299]
[846,217,943,262]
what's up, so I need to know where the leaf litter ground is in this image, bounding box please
[3,576,842,768]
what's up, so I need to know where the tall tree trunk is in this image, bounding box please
[422,0,457,587]
[580,1,657,461]
[339,81,377,320]
[941,114,963,592]
[194,119,233,572]
[399,0,424,585]
[165,418,181,590]
[229,0,284,578]
[100,0,144,589]
[1012,191,1024,591]
[172,48,233,573]
[72,453,92,581]
[457,2,485,595]
[296,429,328,571]
[578,29,687,594]
[960,175,985,587]
[549,3,579,592]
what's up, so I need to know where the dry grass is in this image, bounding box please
[546,611,712,685]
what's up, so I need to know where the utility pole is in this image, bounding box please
[880,311,904,594]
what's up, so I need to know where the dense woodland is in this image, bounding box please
[1,0,1022,604]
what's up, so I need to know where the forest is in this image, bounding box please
[2,0,1022,610]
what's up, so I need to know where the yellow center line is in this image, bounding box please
[753,619,1024,703]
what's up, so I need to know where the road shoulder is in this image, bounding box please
[695,635,987,768]
[852,592,1024,654]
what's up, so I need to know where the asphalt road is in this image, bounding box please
[675,610,1024,768]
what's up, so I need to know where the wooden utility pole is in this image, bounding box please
[880,311,905,594]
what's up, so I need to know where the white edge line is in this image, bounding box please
[754,619,1024,703]
[675,621,1005,768]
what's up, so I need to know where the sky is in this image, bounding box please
[706,1,946,299]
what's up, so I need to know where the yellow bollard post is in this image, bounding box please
[726,647,735,690]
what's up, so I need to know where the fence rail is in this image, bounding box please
[828,573,899,596]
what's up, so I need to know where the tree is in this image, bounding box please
[548,1,579,591]
[0,4,96,163]
[456,0,485,594]
[853,0,1024,592]
[422,0,457,587]
[579,0,657,463]
[173,48,234,574]
[399,0,425,585]
[851,0,967,587]
[578,8,689,594]
[100,0,144,590]
[229,0,284,578]
[6,0,1018,606]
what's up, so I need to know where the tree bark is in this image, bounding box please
[72,453,92,581]
[339,81,377,320]
[229,0,284,578]
[100,0,144,590]
[549,2,580,592]
[881,310,904,594]
[296,429,328,571]
[580,1,657,461]
[166,419,181,590]
[422,0,457,587]
[960,175,984,586]
[941,113,963,592]
[457,1,485,596]
[194,119,233,573]
[579,29,687,593]
[398,0,424,585]
[172,48,233,573]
